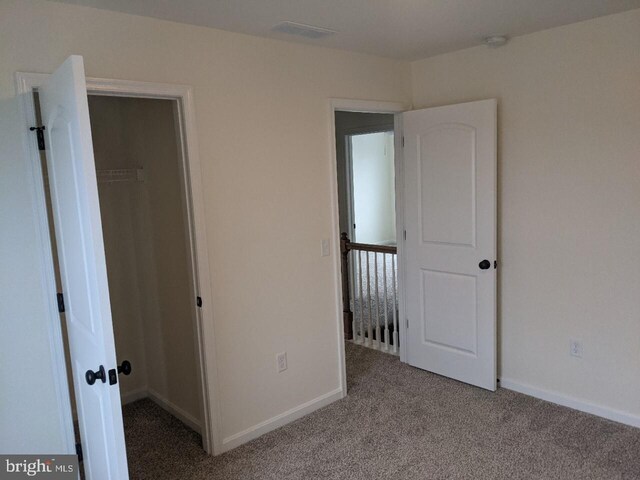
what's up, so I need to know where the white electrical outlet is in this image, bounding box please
[321,239,330,257]
[570,339,583,358]
[277,352,288,372]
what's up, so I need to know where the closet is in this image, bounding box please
[39,93,204,447]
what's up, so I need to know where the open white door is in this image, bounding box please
[402,99,497,391]
[39,56,129,479]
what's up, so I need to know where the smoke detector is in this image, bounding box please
[484,35,509,48]
[272,21,337,39]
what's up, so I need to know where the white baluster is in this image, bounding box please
[357,250,364,344]
[350,250,356,344]
[374,252,380,350]
[383,253,389,351]
[392,254,398,354]
[366,252,372,347]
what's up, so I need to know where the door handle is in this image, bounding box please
[117,360,132,376]
[478,259,491,270]
[85,365,106,385]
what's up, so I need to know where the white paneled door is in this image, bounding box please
[402,99,497,391]
[39,56,129,479]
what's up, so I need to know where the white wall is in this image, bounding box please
[411,9,640,419]
[0,0,410,451]
[0,92,71,454]
[351,132,396,244]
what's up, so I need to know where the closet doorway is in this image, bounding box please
[31,87,213,476]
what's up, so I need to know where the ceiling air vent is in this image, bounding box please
[272,21,337,39]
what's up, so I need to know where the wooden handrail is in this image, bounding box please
[339,233,397,340]
[345,241,397,255]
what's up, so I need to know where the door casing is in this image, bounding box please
[16,72,221,455]
[328,98,409,397]
[330,98,499,388]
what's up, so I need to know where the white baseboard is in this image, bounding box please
[121,386,148,405]
[219,387,344,454]
[499,378,640,429]
[146,388,202,435]
[119,386,203,434]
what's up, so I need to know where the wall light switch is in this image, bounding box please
[277,352,287,373]
[321,239,330,257]
[570,339,583,358]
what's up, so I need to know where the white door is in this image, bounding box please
[403,99,497,391]
[40,56,129,479]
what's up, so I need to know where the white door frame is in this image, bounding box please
[328,98,409,394]
[15,72,222,455]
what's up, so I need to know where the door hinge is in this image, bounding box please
[196,296,203,308]
[494,260,498,269]
[406,317,409,329]
[76,442,83,462]
[403,229,406,241]
[401,136,405,148]
[56,293,65,313]
[30,126,46,151]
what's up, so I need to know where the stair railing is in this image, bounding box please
[340,232,399,354]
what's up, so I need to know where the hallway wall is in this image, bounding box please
[334,112,395,240]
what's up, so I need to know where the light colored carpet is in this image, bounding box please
[122,343,640,479]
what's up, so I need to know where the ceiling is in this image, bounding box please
[50,0,640,60]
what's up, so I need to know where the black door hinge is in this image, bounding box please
[196,296,202,308]
[401,136,405,148]
[30,126,46,151]
[57,293,65,313]
[76,442,83,462]
[494,260,498,269]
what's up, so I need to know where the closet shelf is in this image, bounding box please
[97,168,145,184]
[42,167,145,187]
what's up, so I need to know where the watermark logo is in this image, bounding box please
[1,456,78,479]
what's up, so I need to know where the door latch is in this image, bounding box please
[108,368,118,385]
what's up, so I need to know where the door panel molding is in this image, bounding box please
[403,99,497,391]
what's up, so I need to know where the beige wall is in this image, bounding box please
[0,0,410,450]
[411,9,640,417]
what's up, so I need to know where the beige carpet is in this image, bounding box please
[122,343,640,479]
